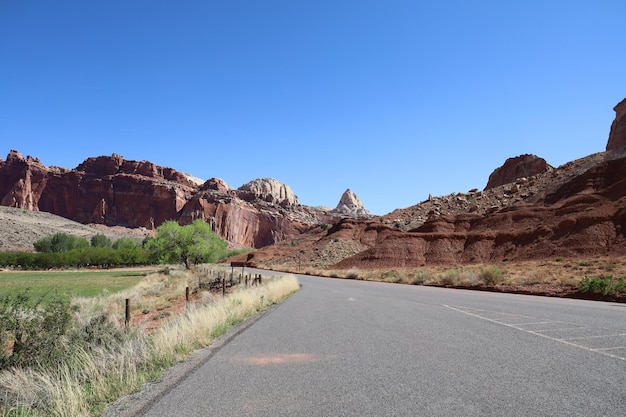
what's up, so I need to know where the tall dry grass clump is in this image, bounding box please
[0,271,299,417]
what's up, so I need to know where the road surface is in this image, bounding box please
[125,274,626,416]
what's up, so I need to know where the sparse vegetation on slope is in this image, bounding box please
[301,258,626,300]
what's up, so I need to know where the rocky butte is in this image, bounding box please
[334,189,370,217]
[484,154,553,190]
[0,151,366,248]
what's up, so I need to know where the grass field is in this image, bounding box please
[0,269,153,300]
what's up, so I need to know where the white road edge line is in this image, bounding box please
[563,333,626,341]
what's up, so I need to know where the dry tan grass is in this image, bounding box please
[151,275,300,358]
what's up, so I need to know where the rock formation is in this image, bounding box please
[484,154,552,190]
[334,189,370,217]
[0,151,196,229]
[606,97,626,152]
[200,178,231,193]
[239,152,626,270]
[237,178,298,207]
[0,152,349,248]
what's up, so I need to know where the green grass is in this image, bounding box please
[0,269,151,300]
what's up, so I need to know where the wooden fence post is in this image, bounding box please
[125,298,130,330]
[186,286,190,303]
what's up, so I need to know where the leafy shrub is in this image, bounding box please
[0,290,76,369]
[0,291,128,371]
[90,233,112,248]
[579,275,626,295]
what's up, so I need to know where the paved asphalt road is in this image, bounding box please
[131,273,626,416]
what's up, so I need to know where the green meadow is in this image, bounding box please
[0,269,151,300]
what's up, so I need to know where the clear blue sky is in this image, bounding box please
[1,1,625,215]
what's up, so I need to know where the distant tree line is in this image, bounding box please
[0,220,247,269]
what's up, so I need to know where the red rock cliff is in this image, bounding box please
[0,152,345,248]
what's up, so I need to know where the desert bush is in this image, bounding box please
[382,270,404,283]
[69,313,127,352]
[457,268,481,286]
[439,269,459,286]
[479,266,503,285]
[0,291,76,370]
[345,269,360,280]
[579,275,626,295]
[520,272,541,285]
[409,270,429,285]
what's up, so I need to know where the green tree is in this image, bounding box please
[90,233,112,248]
[112,237,141,250]
[34,233,89,253]
[145,219,227,268]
